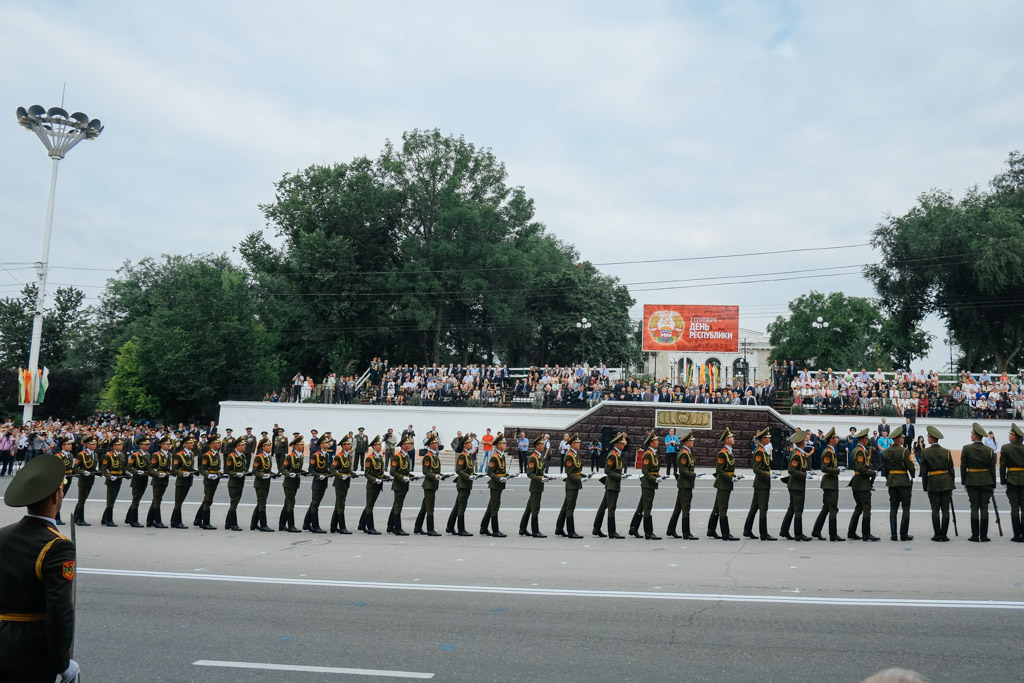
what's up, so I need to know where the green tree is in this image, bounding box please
[767,291,930,371]
[103,337,160,417]
[866,150,1024,371]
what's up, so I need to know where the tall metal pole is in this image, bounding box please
[22,158,60,424]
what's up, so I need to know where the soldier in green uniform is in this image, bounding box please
[811,427,845,541]
[250,438,275,532]
[354,428,368,472]
[221,429,236,458]
[387,435,413,536]
[447,435,475,536]
[708,428,739,541]
[303,439,331,534]
[196,435,223,530]
[1000,423,1024,542]
[223,437,247,531]
[72,434,100,526]
[555,434,585,539]
[414,434,443,536]
[743,427,776,541]
[480,433,509,537]
[594,433,627,539]
[329,435,354,534]
[280,434,304,533]
[920,426,954,542]
[848,428,880,541]
[273,428,289,473]
[168,435,197,529]
[779,430,812,541]
[360,435,387,535]
[882,425,916,541]
[629,431,662,540]
[99,436,126,527]
[665,430,698,540]
[0,454,78,683]
[242,427,257,469]
[54,436,74,526]
[961,422,996,542]
[519,435,548,538]
[125,436,150,527]
[147,436,173,528]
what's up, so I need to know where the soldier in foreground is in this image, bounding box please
[279,434,304,533]
[555,434,584,539]
[250,437,275,532]
[414,434,443,536]
[848,428,880,541]
[125,435,151,527]
[359,435,387,535]
[743,427,775,541]
[480,432,509,537]
[196,435,222,530]
[99,436,126,527]
[962,422,996,542]
[594,433,627,539]
[304,438,331,533]
[708,428,739,541]
[779,430,811,541]
[330,434,354,534]
[169,435,197,530]
[223,436,248,531]
[72,434,99,526]
[882,425,916,541]
[920,426,954,542]
[629,431,661,540]
[446,435,474,537]
[811,427,845,541]
[387,435,413,536]
[999,423,1024,542]
[519,435,547,538]
[147,436,172,528]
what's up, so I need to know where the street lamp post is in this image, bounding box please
[15,105,103,422]
[576,317,592,363]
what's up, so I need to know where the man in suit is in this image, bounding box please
[903,417,916,443]
[877,418,891,437]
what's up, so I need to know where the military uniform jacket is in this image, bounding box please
[252,453,273,479]
[881,445,915,487]
[714,447,735,491]
[421,450,441,491]
[604,448,624,492]
[999,442,1024,486]
[640,447,660,490]
[127,450,149,478]
[676,447,696,490]
[487,451,508,490]
[527,452,545,493]
[0,517,75,677]
[282,450,304,488]
[73,449,98,477]
[820,446,840,490]
[273,435,288,457]
[850,445,872,491]
[332,450,353,480]
[221,436,236,453]
[148,450,172,478]
[564,450,583,490]
[354,434,369,454]
[921,445,954,493]
[225,451,247,480]
[243,435,257,455]
[751,445,771,490]
[454,450,474,491]
[199,450,222,477]
[309,450,331,479]
[391,451,411,492]
[787,449,807,491]
[100,449,125,480]
[172,450,196,483]
[960,442,996,486]
[364,452,386,487]
[58,450,73,477]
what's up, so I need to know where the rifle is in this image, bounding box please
[991,488,1004,536]
[950,496,958,537]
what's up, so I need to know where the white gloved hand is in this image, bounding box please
[341,474,349,480]
[183,472,192,477]
[60,658,79,683]
[288,472,297,478]
[499,477,508,484]
[261,474,271,480]
[208,474,218,480]
[403,476,410,482]
[84,471,93,477]
[159,472,168,478]
[318,475,326,481]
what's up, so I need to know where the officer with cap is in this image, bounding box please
[882,425,916,541]
[520,435,548,538]
[223,436,248,531]
[360,435,387,535]
[388,435,414,536]
[0,454,79,682]
[196,435,223,530]
[708,428,740,541]
[72,435,100,526]
[921,426,955,541]
[147,436,173,528]
[594,432,628,539]
[124,436,151,528]
[414,433,443,536]
[54,436,75,526]
[329,434,354,534]
[250,437,275,532]
[169,435,198,530]
[303,437,331,534]
[779,430,812,541]
[272,427,289,473]
[280,434,305,533]
[99,436,127,527]
[480,432,509,538]
[628,431,662,540]
[1000,423,1024,542]
[962,422,997,542]
[743,427,776,541]
[811,427,845,542]
[665,429,699,540]
[848,428,880,541]
[555,434,584,539]
[446,435,475,536]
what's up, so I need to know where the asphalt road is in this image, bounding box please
[2,472,1022,682]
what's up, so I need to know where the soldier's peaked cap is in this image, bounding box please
[972,422,987,439]
[678,429,694,442]
[854,428,869,439]
[4,454,65,507]
[369,435,381,447]
[642,430,658,448]
[822,427,836,441]
[532,434,546,447]
[926,426,944,439]
[1010,423,1024,440]
[754,426,771,440]
[889,425,904,440]
[719,428,734,442]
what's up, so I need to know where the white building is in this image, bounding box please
[642,327,773,385]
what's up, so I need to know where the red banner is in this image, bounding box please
[642,305,739,352]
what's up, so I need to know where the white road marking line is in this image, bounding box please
[193,660,433,679]
[82,568,1024,610]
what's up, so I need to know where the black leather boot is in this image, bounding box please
[968,516,980,542]
[364,511,380,535]
[980,517,991,542]
[250,509,260,531]
[338,511,351,534]
[480,511,492,536]
[201,508,216,530]
[531,516,546,538]
[930,512,941,541]
[643,517,660,541]
[171,508,186,529]
[707,513,720,539]
[794,517,811,542]
[720,517,739,541]
[414,510,426,535]
[862,517,880,541]
[279,509,288,531]
[890,516,898,541]
[682,518,698,540]
[258,510,274,532]
[330,511,339,533]
[899,515,913,541]
[939,514,950,542]
[847,511,861,540]
[759,517,777,541]
[629,511,642,538]
[491,517,506,538]
[286,511,301,533]
[392,513,408,536]
[567,518,582,539]
[811,510,827,540]
[193,508,203,528]
[609,516,624,539]
[555,510,567,537]
[742,511,756,539]
[828,518,845,542]
[457,515,473,537]
[519,510,530,536]
[446,509,458,535]
[779,511,793,540]
[667,510,681,538]
[310,510,326,534]
[426,516,440,536]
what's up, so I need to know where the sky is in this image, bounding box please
[1,0,1021,372]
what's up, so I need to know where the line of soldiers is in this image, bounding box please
[46,420,1024,544]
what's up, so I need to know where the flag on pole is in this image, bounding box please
[17,368,33,405]
[36,367,49,403]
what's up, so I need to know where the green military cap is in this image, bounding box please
[569,433,581,445]
[159,435,172,446]
[399,434,414,447]
[754,426,771,440]
[493,433,506,447]
[460,435,473,450]
[110,437,125,447]
[532,434,546,447]
[137,436,151,446]
[427,433,439,444]
[854,428,869,439]
[208,434,222,444]
[972,422,987,439]
[58,436,74,447]
[369,435,381,447]
[1010,423,1024,440]
[609,433,627,446]
[339,435,352,447]
[233,438,246,449]
[719,428,734,442]
[890,425,904,440]
[83,434,98,445]
[183,435,197,444]
[926,426,944,439]
[789,430,807,444]
[678,429,694,442]
[642,430,658,448]
[822,427,836,441]
[257,437,271,449]
[4,454,66,507]
[291,434,305,446]
[261,431,268,437]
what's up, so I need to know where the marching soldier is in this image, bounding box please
[303,438,331,534]
[280,434,304,533]
[196,435,223,530]
[447,435,475,536]
[665,430,698,540]
[223,437,248,531]
[414,434,443,536]
[1000,423,1024,543]
[359,435,387,535]
[848,428,880,541]
[170,435,198,529]
[125,435,151,527]
[99,436,126,527]
[962,422,996,542]
[743,427,776,541]
[594,433,627,539]
[629,431,662,540]
[882,425,916,541]
[72,434,100,526]
[147,436,173,528]
[921,426,954,542]
[708,428,739,541]
[811,428,844,541]
[555,434,584,539]
[273,427,289,473]
[250,437,275,532]
[388,436,414,536]
[520,435,548,538]
[55,436,75,525]
[779,430,811,541]
[480,433,509,537]
[329,434,354,534]
[242,427,257,469]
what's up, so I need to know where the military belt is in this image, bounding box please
[967,468,989,472]
[928,471,948,476]
[1008,467,1024,472]
[889,470,908,474]
[0,612,46,622]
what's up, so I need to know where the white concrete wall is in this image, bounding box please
[785,413,1018,452]
[217,401,586,445]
